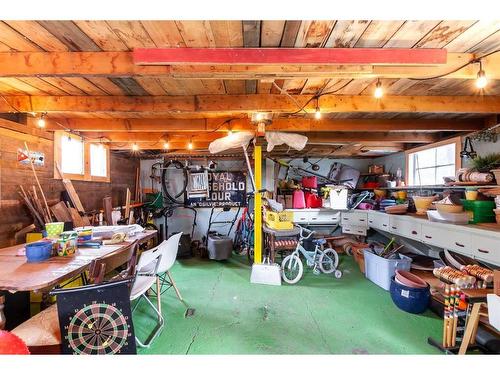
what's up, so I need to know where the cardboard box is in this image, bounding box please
[494,270,500,296]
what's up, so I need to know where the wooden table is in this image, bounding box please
[0,230,157,293]
[0,230,157,329]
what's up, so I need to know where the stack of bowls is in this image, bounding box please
[390,270,430,314]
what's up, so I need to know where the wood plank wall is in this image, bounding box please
[0,125,139,248]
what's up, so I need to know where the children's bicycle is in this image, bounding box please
[281,226,342,284]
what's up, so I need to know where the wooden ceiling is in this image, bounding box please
[0,20,499,157]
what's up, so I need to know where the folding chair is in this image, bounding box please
[139,233,184,315]
[130,245,163,348]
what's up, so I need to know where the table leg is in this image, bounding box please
[458,302,481,355]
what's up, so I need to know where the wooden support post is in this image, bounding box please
[254,145,262,264]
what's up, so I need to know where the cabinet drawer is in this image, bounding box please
[389,216,421,241]
[292,211,310,223]
[342,225,367,236]
[311,210,340,224]
[473,235,500,264]
[341,211,368,228]
[368,212,390,231]
[421,223,473,254]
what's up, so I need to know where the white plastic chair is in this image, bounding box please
[140,232,184,314]
[131,245,163,348]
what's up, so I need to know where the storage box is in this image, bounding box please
[363,250,412,291]
[461,199,496,224]
[265,211,294,230]
[327,185,348,210]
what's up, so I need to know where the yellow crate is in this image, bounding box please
[265,211,294,230]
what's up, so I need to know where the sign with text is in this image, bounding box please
[188,171,247,208]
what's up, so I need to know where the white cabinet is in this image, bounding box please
[472,233,500,265]
[341,211,368,228]
[286,209,341,225]
[420,223,473,255]
[342,225,367,236]
[368,211,390,231]
[389,216,421,241]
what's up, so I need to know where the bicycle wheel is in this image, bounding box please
[319,248,339,274]
[281,254,303,284]
[247,246,254,264]
[161,160,188,204]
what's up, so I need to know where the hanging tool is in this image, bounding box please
[268,157,350,185]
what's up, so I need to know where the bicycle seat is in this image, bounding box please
[312,238,327,245]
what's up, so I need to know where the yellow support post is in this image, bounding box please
[253,145,262,264]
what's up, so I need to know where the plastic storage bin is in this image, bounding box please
[461,199,496,223]
[363,250,412,291]
[265,211,294,230]
[25,241,53,263]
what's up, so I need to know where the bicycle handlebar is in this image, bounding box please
[297,225,315,240]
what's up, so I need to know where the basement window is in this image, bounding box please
[54,131,110,182]
[406,137,461,186]
[90,143,108,178]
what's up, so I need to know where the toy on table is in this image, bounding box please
[57,231,78,256]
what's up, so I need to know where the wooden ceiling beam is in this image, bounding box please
[84,131,436,144]
[40,117,485,133]
[132,47,447,65]
[4,94,500,115]
[0,51,498,80]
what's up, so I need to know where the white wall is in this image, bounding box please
[140,158,249,241]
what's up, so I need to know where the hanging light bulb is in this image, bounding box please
[374,79,383,99]
[314,98,321,120]
[227,130,233,136]
[188,139,193,150]
[132,143,139,151]
[476,61,488,89]
[37,114,46,128]
[163,141,170,149]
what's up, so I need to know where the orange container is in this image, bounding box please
[351,242,369,274]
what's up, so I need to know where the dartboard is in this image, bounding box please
[65,301,131,355]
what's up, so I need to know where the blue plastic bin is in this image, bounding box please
[25,241,52,263]
[363,249,412,291]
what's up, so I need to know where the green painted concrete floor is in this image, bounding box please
[133,255,443,354]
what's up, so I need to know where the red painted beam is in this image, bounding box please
[133,48,447,66]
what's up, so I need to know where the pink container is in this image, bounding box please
[293,190,306,209]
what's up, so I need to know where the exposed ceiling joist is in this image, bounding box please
[0,51,498,80]
[82,131,437,144]
[39,117,485,133]
[132,47,447,65]
[3,94,500,115]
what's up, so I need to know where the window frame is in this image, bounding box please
[54,131,110,183]
[405,136,461,186]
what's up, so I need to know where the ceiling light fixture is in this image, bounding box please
[476,61,488,89]
[163,140,170,149]
[37,113,46,128]
[314,98,321,120]
[374,79,383,99]
[132,143,139,151]
[188,139,193,150]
